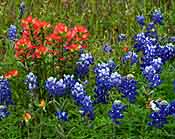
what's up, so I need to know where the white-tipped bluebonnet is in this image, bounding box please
[25,72,38,91]
[107,59,117,72]
[134,32,147,46]
[151,9,164,24]
[118,33,127,42]
[94,63,112,90]
[167,100,175,116]
[8,25,17,41]
[0,78,13,105]
[79,95,94,120]
[110,72,122,88]
[150,58,163,72]
[148,111,168,128]
[55,111,68,121]
[143,65,161,88]
[148,99,170,128]
[71,82,94,120]
[45,77,66,97]
[0,105,10,120]
[19,1,25,18]
[136,15,145,26]
[71,82,86,104]
[63,74,76,89]
[169,36,175,43]
[76,53,93,78]
[122,51,138,65]
[157,44,175,62]
[146,22,158,40]
[108,100,127,124]
[118,75,137,102]
[103,44,112,53]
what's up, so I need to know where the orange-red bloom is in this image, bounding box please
[39,99,46,110]
[122,47,129,52]
[23,112,32,122]
[4,70,18,79]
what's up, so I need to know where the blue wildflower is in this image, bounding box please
[45,77,66,97]
[122,51,138,65]
[148,99,169,128]
[146,22,158,40]
[118,33,127,42]
[108,100,127,124]
[94,63,112,90]
[71,82,94,120]
[151,9,164,24]
[19,1,25,18]
[110,72,122,88]
[148,111,168,128]
[25,72,38,91]
[103,44,112,53]
[150,58,163,72]
[118,75,137,102]
[63,74,76,89]
[76,53,93,78]
[136,15,145,26]
[157,44,175,62]
[8,25,17,41]
[169,36,175,43]
[107,59,117,72]
[0,77,13,105]
[0,105,10,120]
[55,111,68,121]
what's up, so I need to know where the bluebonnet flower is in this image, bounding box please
[79,95,94,120]
[0,77,13,105]
[148,99,169,128]
[136,15,145,26]
[169,36,175,43]
[76,53,93,78]
[94,87,108,104]
[118,33,127,42]
[107,59,117,72]
[19,1,25,18]
[8,25,17,41]
[151,9,163,24]
[157,44,175,62]
[167,100,175,116]
[118,75,137,102]
[63,74,76,89]
[94,63,112,90]
[148,111,168,128]
[94,61,119,103]
[25,72,38,91]
[71,82,86,104]
[55,111,68,121]
[103,44,112,53]
[71,82,94,120]
[142,65,161,88]
[150,58,163,72]
[110,72,122,88]
[0,105,10,120]
[45,77,66,97]
[108,100,127,124]
[122,51,138,65]
[146,22,158,40]
[134,32,147,46]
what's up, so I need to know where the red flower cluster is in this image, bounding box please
[4,70,19,79]
[15,16,89,61]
